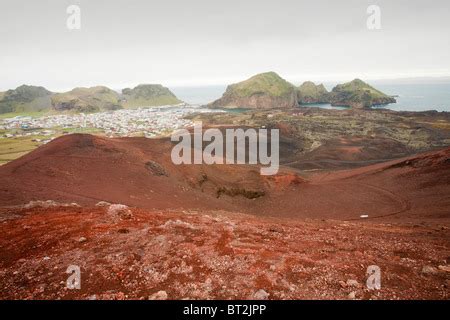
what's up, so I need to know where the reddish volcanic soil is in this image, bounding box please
[0,206,448,300]
[0,133,449,221]
[0,134,449,299]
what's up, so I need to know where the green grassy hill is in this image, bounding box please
[209,72,298,109]
[51,86,122,113]
[0,85,53,114]
[120,84,182,108]
[297,81,330,104]
[228,71,295,98]
[330,79,396,108]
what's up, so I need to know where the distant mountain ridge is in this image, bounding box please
[0,84,182,114]
[0,76,397,114]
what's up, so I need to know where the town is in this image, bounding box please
[0,104,223,140]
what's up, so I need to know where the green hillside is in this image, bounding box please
[297,81,330,104]
[0,85,53,114]
[228,72,295,98]
[121,84,182,108]
[51,86,122,113]
[330,79,396,108]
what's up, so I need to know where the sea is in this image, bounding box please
[170,79,450,112]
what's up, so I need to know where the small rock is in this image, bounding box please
[338,280,347,288]
[421,266,438,275]
[149,290,168,300]
[348,291,356,299]
[108,204,133,220]
[346,279,360,287]
[96,201,111,207]
[253,289,269,300]
[78,237,87,243]
[43,256,50,261]
[438,265,450,273]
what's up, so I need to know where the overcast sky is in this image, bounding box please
[1,0,450,91]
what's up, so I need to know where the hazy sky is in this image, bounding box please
[1,0,450,91]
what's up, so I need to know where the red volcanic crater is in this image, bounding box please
[0,134,449,300]
[0,133,449,221]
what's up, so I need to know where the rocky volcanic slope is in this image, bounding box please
[121,84,182,108]
[330,79,396,108]
[0,204,448,300]
[297,81,330,104]
[0,134,276,213]
[209,72,298,109]
[0,85,53,114]
[0,134,449,300]
[0,133,449,221]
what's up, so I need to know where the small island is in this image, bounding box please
[209,72,298,109]
[210,73,396,110]
[329,79,396,108]
[297,81,330,104]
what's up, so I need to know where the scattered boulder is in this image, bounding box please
[24,200,59,209]
[145,160,168,177]
[421,265,438,275]
[348,291,356,299]
[148,290,168,300]
[161,219,196,230]
[346,279,360,287]
[23,200,79,209]
[78,237,87,243]
[438,265,450,273]
[107,204,133,220]
[253,289,270,300]
[96,201,111,207]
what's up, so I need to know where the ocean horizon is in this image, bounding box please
[170,79,450,112]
